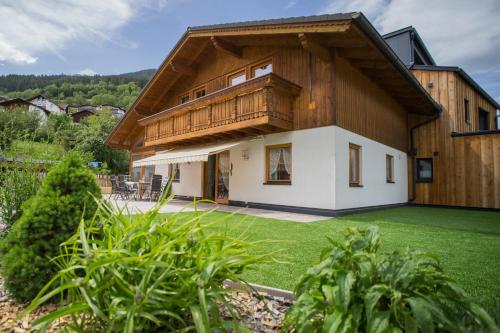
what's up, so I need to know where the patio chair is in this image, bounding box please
[110,175,119,199]
[148,174,163,201]
[118,177,137,200]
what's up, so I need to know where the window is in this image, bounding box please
[416,158,433,183]
[180,94,190,104]
[349,143,361,187]
[386,154,394,183]
[169,163,180,182]
[265,144,291,184]
[464,99,470,124]
[227,70,246,87]
[194,87,206,99]
[478,108,489,130]
[131,154,155,182]
[252,61,272,78]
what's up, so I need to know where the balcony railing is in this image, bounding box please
[139,73,301,146]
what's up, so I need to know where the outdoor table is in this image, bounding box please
[125,181,150,200]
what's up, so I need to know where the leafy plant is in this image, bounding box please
[283,226,497,333]
[0,152,101,302]
[24,198,269,332]
[0,160,43,236]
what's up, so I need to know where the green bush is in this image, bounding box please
[25,199,268,332]
[284,226,497,333]
[0,160,43,236]
[0,152,101,302]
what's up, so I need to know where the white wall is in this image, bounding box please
[333,126,408,210]
[170,162,203,198]
[229,127,336,209]
[28,105,48,121]
[31,97,63,114]
[144,125,408,211]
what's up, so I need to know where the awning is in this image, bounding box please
[132,141,245,167]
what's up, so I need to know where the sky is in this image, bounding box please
[0,0,499,102]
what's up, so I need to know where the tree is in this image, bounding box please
[74,110,129,173]
[0,152,102,301]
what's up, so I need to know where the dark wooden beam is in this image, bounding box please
[169,61,195,76]
[210,36,242,58]
[298,33,331,62]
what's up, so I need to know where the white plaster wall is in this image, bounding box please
[155,164,169,178]
[31,97,63,113]
[229,127,336,209]
[333,126,408,210]
[28,105,48,121]
[170,162,203,198]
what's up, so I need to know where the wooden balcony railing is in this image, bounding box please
[139,73,301,146]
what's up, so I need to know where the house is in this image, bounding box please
[107,13,500,214]
[0,98,51,120]
[70,105,96,123]
[27,94,66,115]
[383,27,500,208]
[96,105,126,118]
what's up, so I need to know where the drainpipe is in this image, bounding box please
[408,108,442,203]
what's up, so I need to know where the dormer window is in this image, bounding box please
[252,61,272,78]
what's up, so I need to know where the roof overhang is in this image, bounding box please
[107,12,442,149]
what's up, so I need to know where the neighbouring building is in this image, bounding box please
[27,94,67,116]
[107,13,500,214]
[0,97,51,120]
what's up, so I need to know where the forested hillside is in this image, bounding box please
[0,69,155,110]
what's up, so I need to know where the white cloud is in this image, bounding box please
[77,68,97,76]
[284,1,297,9]
[0,0,171,65]
[320,0,500,74]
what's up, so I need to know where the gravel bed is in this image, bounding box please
[0,276,292,332]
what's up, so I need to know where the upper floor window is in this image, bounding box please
[386,154,394,183]
[478,108,489,130]
[227,70,246,87]
[464,99,470,124]
[252,61,272,78]
[349,143,362,187]
[194,87,206,99]
[416,158,433,183]
[180,94,190,104]
[265,143,291,184]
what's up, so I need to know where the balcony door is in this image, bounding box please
[215,151,230,204]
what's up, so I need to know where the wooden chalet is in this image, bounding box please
[107,13,499,214]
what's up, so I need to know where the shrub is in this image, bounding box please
[284,226,497,333]
[0,160,43,236]
[25,199,268,332]
[0,152,101,302]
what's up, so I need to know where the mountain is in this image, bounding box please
[0,69,156,92]
[0,69,156,110]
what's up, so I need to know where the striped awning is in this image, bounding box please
[132,141,245,167]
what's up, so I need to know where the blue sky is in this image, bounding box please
[0,0,499,102]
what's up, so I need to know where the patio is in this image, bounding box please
[109,198,329,223]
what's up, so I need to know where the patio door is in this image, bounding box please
[215,151,230,204]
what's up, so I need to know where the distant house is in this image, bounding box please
[0,98,50,120]
[71,105,96,123]
[96,105,126,118]
[27,94,66,115]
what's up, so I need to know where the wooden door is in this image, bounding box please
[215,151,230,204]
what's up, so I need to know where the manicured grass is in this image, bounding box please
[2,140,65,161]
[173,206,500,319]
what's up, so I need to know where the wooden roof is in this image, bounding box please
[108,12,441,148]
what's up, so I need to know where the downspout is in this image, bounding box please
[408,108,442,203]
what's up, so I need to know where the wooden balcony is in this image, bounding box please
[139,73,301,146]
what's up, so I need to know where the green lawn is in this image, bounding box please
[174,206,500,319]
[2,140,65,161]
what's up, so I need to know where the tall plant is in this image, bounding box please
[0,152,101,301]
[25,199,269,332]
[0,160,43,236]
[284,226,497,333]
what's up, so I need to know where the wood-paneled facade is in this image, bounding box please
[410,69,500,208]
